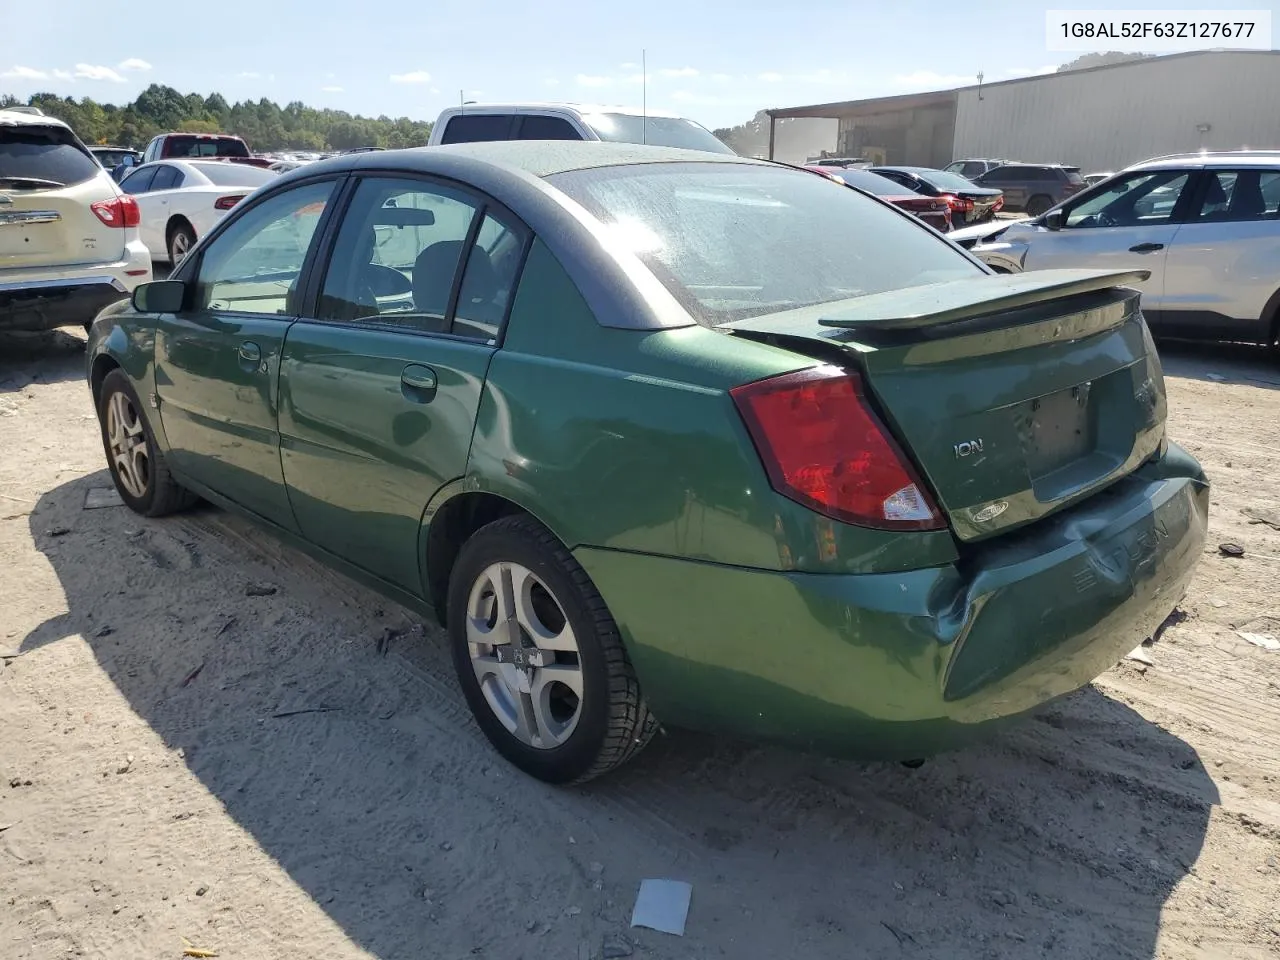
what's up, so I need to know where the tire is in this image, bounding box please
[447,515,658,784]
[167,221,196,265]
[96,369,197,517]
[1026,195,1054,217]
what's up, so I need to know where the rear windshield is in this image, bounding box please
[913,169,985,192]
[1065,169,1085,184]
[164,136,250,158]
[830,168,918,197]
[549,162,980,325]
[0,124,101,188]
[580,113,736,155]
[192,162,277,187]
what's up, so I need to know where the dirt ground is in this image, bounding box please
[2,329,1279,960]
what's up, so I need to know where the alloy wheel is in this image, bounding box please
[465,561,584,749]
[170,230,192,264]
[106,389,150,498]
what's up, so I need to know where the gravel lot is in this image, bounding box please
[2,328,1279,960]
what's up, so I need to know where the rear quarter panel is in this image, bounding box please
[465,240,960,574]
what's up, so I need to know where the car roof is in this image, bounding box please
[1129,150,1280,171]
[0,109,72,131]
[291,141,763,180]
[437,101,686,120]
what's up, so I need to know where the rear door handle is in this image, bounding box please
[401,364,437,402]
[1128,242,1165,253]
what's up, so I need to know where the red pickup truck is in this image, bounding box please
[140,133,271,168]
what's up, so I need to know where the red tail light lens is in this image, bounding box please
[938,194,975,213]
[731,366,944,530]
[90,195,140,228]
[215,195,245,210]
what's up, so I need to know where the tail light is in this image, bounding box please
[90,195,140,228]
[938,194,974,213]
[215,195,245,210]
[731,366,944,530]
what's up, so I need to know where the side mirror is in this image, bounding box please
[132,279,187,314]
[1043,210,1064,231]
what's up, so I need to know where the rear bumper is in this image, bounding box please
[0,249,150,331]
[577,443,1208,759]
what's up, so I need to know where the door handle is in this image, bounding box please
[401,364,437,402]
[1128,242,1165,253]
[238,341,262,363]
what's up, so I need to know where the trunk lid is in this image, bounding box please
[724,269,1167,541]
[0,121,124,269]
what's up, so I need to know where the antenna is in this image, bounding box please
[642,49,647,144]
[459,90,464,108]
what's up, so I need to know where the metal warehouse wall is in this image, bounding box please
[953,52,1280,172]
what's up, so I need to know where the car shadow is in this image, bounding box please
[1156,337,1279,390]
[23,472,1219,960]
[0,328,87,394]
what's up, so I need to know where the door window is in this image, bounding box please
[515,114,581,140]
[440,114,515,143]
[318,177,527,340]
[120,166,157,194]
[193,180,336,315]
[150,164,182,191]
[1064,170,1191,228]
[1191,169,1280,221]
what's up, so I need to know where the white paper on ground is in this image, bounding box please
[1237,631,1280,650]
[630,878,692,936]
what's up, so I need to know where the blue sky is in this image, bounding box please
[2,0,1277,129]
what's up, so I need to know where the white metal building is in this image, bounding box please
[766,50,1280,173]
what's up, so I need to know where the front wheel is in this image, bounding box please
[96,369,197,517]
[447,515,657,783]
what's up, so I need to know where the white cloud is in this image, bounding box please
[430,87,440,94]
[758,71,784,83]
[575,73,613,88]
[321,85,343,93]
[891,70,974,89]
[237,71,261,79]
[1004,65,1057,78]
[1,65,48,80]
[659,66,699,78]
[74,63,126,82]
[325,72,336,80]
[542,77,560,87]
[117,58,151,72]
[53,69,73,80]
[390,70,432,84]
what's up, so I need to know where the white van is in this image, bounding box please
[428,102,736,155]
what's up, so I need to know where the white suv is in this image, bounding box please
[952,151,1280,346]
[1,108,151,332]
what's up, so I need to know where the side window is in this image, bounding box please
[120,166,156,194]
[516,115,581,140]
[194,180,336,315]
[1192,170,1280,222]
[1064,171,1191,228]
[150,165,181,191]
[440,114,515,144]
[453,211,529,340]
[317,177,527,340]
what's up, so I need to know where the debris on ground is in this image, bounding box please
[630,879,692,936]
[1243,505,1280,531]
[181,936,218,958]
[244,582,277,597]
[115,755,134,775]
[83,488,124,510]
[1219,543,1246,557]
[1205,372,1227,381]
[1147,607,1189,644]
[1125,646,1155,666]
[1237,632,1280,650]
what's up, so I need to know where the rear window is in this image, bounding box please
[831,168,918,197]
[580,113,736,155]
[549,162,979,326]
[441,114,515,143]
[192,162,277,187]
[163,136,250,158]
[1064,169,1085,184]
[0,124,101,188]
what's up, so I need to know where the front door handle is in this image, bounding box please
[1128,242,1165,253]
[401,364,437,402]
[238,341,262,363]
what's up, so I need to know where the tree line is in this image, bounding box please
[0,83,434,152]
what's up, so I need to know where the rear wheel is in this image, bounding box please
[167,221,196,265]
[1026,195,1053,217]
[447,515,657,783]
[96,369,196,517]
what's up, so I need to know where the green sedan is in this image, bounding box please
[86,142,1209,784]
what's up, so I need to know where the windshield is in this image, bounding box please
[0,125,100,188]
[192,162,277,187]
[549,162,980,326]
[580,113,736,155]
[915,169,987,192]
[165,136,250,158]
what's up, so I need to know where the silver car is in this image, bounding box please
[951,152,1280,346]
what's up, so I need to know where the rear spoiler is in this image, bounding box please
[816,268,1150,332]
